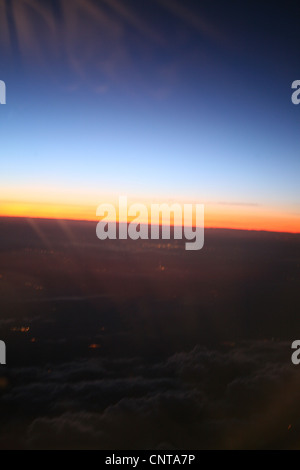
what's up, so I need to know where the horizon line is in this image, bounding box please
[1,214,299,236]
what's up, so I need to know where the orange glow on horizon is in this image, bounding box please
[0,200,299,234]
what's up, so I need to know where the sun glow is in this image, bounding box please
[0,198,299,234]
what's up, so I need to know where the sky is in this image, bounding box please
[0,0,300,232]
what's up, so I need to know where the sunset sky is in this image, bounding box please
[0,0,300,232]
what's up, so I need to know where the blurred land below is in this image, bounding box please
[0,217,299,449]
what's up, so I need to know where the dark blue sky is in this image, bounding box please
[0,0,300,228]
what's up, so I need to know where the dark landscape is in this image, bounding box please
[0,217,299,449]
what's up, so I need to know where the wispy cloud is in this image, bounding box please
[157,0,230,47]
